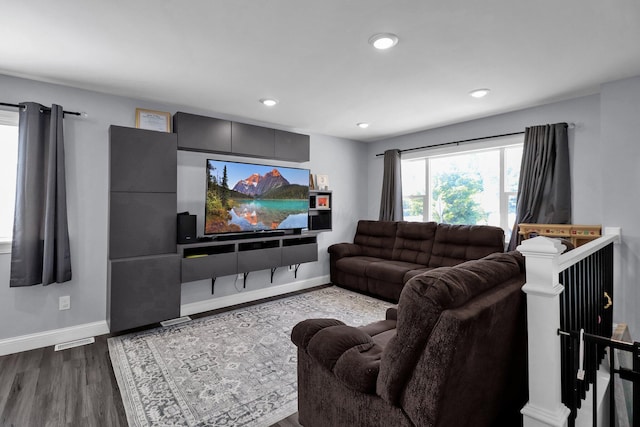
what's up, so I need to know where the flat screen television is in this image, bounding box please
[205,159,310,235]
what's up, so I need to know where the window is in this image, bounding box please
[402,136,523,238]
[0,110,19,253]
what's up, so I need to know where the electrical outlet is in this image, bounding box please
[59,295,70,311]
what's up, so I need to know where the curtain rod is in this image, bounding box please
[375,123,575,157]
[0,102,82,117]
[375,131,524,157]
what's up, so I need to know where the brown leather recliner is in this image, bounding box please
[292,251,528,427]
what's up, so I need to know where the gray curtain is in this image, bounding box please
[379,149,403,221]
[508,122,571,250]
[10,102,72,287]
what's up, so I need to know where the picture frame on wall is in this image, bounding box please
[317,196,330,209]
[135,108,171,132]
[316,174,329,190]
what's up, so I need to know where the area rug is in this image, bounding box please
[108,286,393,426]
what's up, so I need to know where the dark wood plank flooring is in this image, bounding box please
[0,287,323,427]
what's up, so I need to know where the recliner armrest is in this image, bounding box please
[327,243,363,258]
[386,307,398,321]
[301,324,384,394]
[291,318,346,350]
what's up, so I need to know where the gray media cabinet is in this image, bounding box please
[108,120,318,333]
[179,234,318,292]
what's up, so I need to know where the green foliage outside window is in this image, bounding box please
[431,172,487,225]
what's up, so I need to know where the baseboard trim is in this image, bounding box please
[180,275,331,317]
[0,321,110,356]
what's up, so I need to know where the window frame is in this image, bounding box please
[401,135,524,235]
[0,109,19,254]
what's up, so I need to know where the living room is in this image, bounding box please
[1,2,640,426]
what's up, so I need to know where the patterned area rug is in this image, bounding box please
[108,286,393,426]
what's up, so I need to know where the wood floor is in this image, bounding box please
[0,288,324,427]
[0,335,302,427]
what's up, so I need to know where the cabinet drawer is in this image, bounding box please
[282,243,318,265]
[237,247,282,272]
[181,252,238,282]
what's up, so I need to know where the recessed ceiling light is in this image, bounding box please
[259,98,278,107]
[368,33,399,50]
[357,122,370,129]
[469,89,490,98]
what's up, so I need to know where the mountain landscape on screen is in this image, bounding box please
[205,160,309,234]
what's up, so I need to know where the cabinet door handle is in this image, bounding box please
[604,291,612,310]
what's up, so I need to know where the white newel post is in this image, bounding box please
[518,236,571,427]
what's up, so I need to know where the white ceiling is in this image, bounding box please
[1,1,640,142]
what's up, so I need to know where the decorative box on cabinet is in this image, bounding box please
[173,111,231,153]
[518,223,601,248]
[309,190,332,231]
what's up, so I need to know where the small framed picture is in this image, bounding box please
[135,108,171,132]
[316,174,329,190]
[317,196,330,209]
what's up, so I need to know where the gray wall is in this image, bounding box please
[367,78,640,337]
[366,93,602,224]
[2,70,638,342]
[0,73,367,341]
[600,76,640,336]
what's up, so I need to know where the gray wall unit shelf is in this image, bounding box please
[173,112,231,153]
[108,125,180,333]
[173,111,310,162]
[110,126,177,193]
[275,130,310,162]
[231,122,275,158]
[109,192,176,259]
[108,254,181,333]
[308,190,332,231]
[178,234,318,287]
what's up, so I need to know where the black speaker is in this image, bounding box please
[177,214,197,244]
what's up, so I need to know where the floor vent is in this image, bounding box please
[54,337,95,351]
[161,316,192,327]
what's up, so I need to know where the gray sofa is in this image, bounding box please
[328,220,506,301]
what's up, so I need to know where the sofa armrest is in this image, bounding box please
[305,324,384,394]
[327,242,363,258]
[386,307,398,321]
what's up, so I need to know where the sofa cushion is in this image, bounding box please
[403,268,433,283]
[353,220,398,259]
[428,224,505,267]
[360,319,397,337]
[392,221,437,265]
[365,260,426,284]
[335,256,386,276]
[376,251,524,404]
